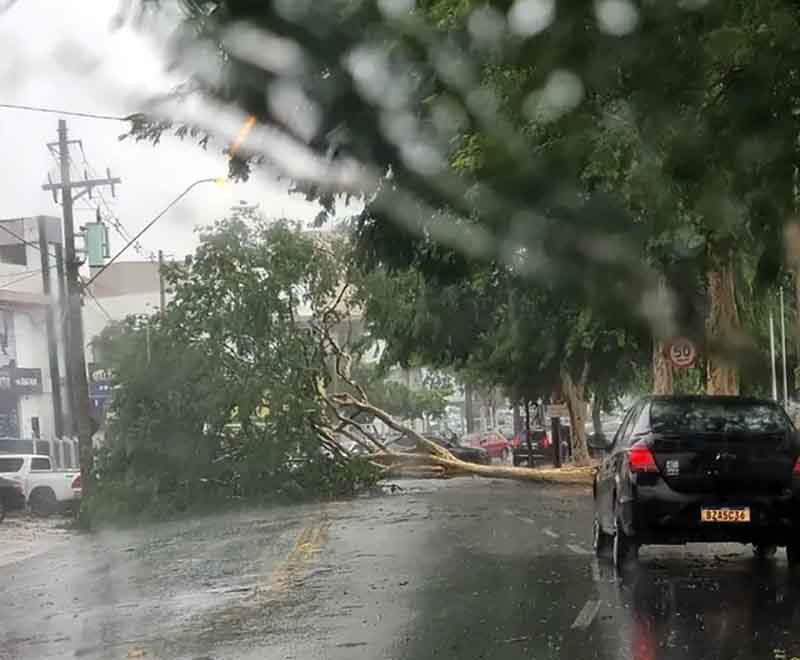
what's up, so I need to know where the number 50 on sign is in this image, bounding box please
[667,337,697,369]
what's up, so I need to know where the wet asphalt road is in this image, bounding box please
[1,478,800,660]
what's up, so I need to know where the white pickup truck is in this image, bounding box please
[0,454,81,515]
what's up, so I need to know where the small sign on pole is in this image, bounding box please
[666,337,697,369]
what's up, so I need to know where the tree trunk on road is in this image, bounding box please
[706,248,740,395]
[561,364,590,466]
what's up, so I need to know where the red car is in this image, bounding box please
[461,431,511,460]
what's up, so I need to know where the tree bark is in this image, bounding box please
[706,248,740,395]
[513,402,523,435]
[524,399,534,467]
[464,382,475,433]
[653,339,674,395]
[591,394,603,436]
[561,364,590,466]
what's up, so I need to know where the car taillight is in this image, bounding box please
[628,444,658,473]
[71,475,81,489]
[793,458,800,475]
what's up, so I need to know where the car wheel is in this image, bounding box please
[29,488,57,517]
[753,544,778,560]
[787,543,800,567]
[592,515,612,557]
[612,517,638,571]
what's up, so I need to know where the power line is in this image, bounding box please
[0,103,131,122]
[79,277,112,321]
[86,178,218,286]
[0,221,57,259]
[0,271,42,288]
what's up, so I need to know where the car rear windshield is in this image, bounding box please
[650,400,792,434]
[0,458,24,472]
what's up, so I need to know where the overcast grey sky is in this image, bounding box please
[0,0,323,264]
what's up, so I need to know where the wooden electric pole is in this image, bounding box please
[37,217,64,441]
[42,120,120,495]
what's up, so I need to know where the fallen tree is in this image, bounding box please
[312,313,593,486]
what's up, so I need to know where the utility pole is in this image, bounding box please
[42,120,120,496]
[158,249,166,313]
[53,243,74,440]
[37,217,64,441]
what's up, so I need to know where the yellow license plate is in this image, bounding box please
[700,507,751,523]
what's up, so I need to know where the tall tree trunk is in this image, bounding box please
[706,248,740,395]
[524,400,534,467]
[513,402,523,435]
[464,382,474,433]
[561,364,590,466]
[591,394,602,436]
[653,340,674,394]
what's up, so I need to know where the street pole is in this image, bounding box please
[37,217,64,441]
[158,249,166,313]
[43,119,121,496]
[53,244,74,440]
[770,311,778,401]
[781,287,789,404]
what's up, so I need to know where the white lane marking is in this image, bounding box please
[567,543,590,555]
[571,599,601,630]
[517,516,537,525]
[542,528,559,539]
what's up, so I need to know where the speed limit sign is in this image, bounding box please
[667,337,697,369]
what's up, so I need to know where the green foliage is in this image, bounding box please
[351,363,451,422]
[85,220,379,524]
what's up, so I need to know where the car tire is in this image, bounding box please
[592,515,612,557]
[29,488,57,517]
[787,543,800,567]
[753,544,778,560]
[612,517,638,571]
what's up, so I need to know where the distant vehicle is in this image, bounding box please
[425,435,490,465]
[510,428,551,466]
[384,434,490,464]
[0,476,24,523]
[591,396,800,570]
[460,430,511,461]
[0,455,81,515]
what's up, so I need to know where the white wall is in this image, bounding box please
[12,307,55,441]
[83,290,162,350]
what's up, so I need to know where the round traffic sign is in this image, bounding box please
[667,337,697,369]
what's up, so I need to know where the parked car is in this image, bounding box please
[384,434,490,465]
[0,455,81,515]
[510,428,551,466]
[425,435,491,465]
[0,475,24,523]
[591,395,800,570]
[460,430,511,461]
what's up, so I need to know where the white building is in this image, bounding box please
[0,216,76,465]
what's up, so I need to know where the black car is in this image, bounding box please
[385,433,490,465]
[0,476,24,523]
[430,436,491,465]
[591,395,800,570]
[512,428,549,466]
